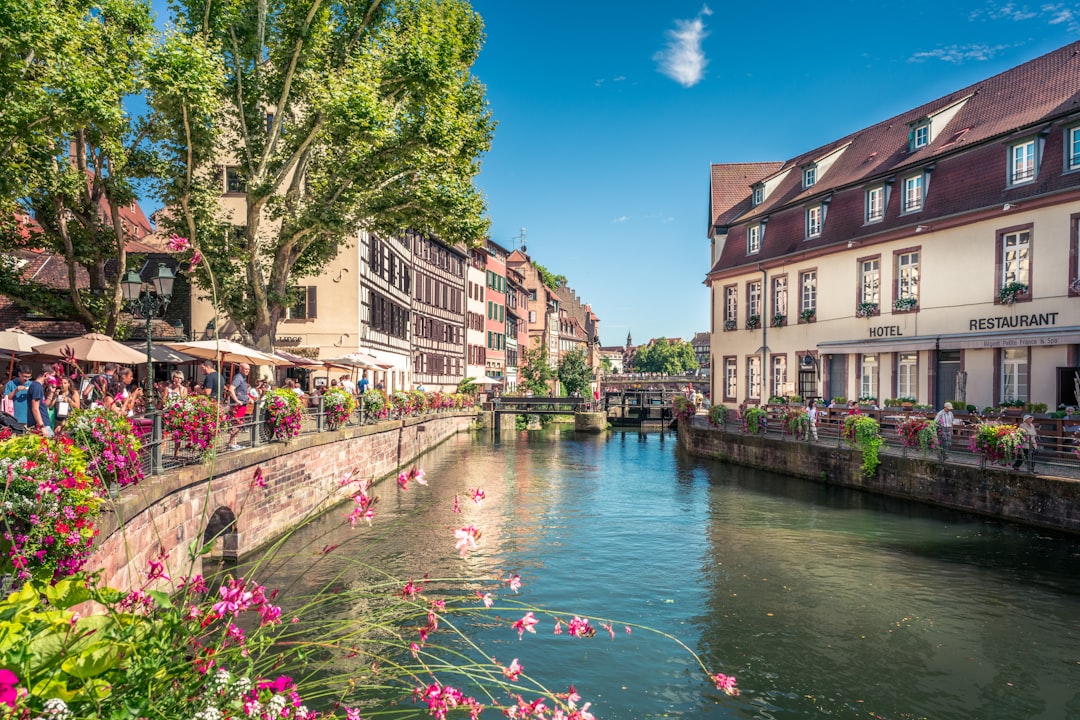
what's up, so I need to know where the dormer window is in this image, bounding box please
[1009,139,1037,185]
[752,184,764,206]
[803,165,817,188]
[910,121,930,151]
[747,224,762,254]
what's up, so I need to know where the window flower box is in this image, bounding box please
[855,302,879,318]
[893,296,918,311]
[771,313,787,328]
[799,309,816,323]
[998,281,1028,305]
[746,314,761,330]
[724,319,737,331]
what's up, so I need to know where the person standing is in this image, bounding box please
[52,376,80,431]
[201,360,222,402]
[1013,414,1038,472]
[226,363,250,450]
[934,401,961,460]
[358,371,370,395]
[3,364,32,424]
[27,367,53,436]
[806,398,819,441]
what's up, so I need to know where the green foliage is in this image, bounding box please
[151,0,495,349]
[557,348,593,398]
[322,387,357,429]
[707,404,728,427]
[743,406,767,434]
[632,338,699,375]
[672,394,696,421]
[842,415,883,477]
[532,262,567,290]
[520,345,555,396]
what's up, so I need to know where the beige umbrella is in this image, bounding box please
[163,339,291,366]
[33,333,148,364]
[0,328,45,353]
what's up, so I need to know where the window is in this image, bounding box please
[747,356,762,399]
[724,357,737,401]
[860,258,880,304]
[866,186,885,223]
[286,286,316,320]
[803,165,817,188]
[529,310,537,323]
[747,281,762,319]
[773,276,788,318]
[860,355,878,400]
[747,224,761,254]
[902,174,923,213]
[896,250,919,307]
[800,270,817,315]
[752,185,764,206]
[225,166,246,194]
[1001,229,1030,288]
[897,352,917,399]
[911,121,930,150]
[724,285,738,326]
[1001,348,1028,404]
[806,205,822,238]
[1068,127,1080,171]
[1009,139,1036,185]
[772,355,787,397]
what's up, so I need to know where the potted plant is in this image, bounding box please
[842,414,883,477]
[771,313,787,328]
[898,396,917,409]
[767,395,787,405]
[746,314,761,330]
[882,398,900,408]
[858,395,877,408]
[799,308,816,323]
[896,415,940,456]
[789,394,803,404]
[724,319,737,331]
[707,404,728,428]
[893,296,918,311]
[998,281,1028,305]
[855,301,879,318]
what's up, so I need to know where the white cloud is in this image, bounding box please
[654,5,712,88]
[969,1,1080,30]
[908,43,1012,63]
[612,215,630,223]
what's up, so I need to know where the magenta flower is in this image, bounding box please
[712,672,740,696]
[512,611,538,638]
[503,658,523,681]
[252,466,266,488]
[166,234,190,252]
[503,573,522,593]
[454,525,481,556]
[0,669,18,708]
[467,487,485,506]
[397,471,410,490]
[475,591,493,608]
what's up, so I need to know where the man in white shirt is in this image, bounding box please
[934,402,962,460]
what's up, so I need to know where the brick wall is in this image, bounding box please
[89,413,474,590]
[679,417,1080,535]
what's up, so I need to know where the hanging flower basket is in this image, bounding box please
[161,394,223,457]
[63,406,143,487]
[742,406,767,434]
[895,415,939,455]
[968,421,1025,465]
[672,395,696,421]
[362,388,389,419]
[998,281,1028,305]
[264,388,303,441]
[707,404,728,427]
[842,414,883,477]
[322,387,356,430]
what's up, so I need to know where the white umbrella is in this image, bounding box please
[33,333,148,364]
[0,328,45,354]
[323,353,381,370]
[472,375,505,385]
[163,339,291,366]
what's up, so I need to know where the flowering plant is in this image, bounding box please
[771,313,787,328]
[799,308,816,323]
[390,391,412,415]
[855,301,879,318]
[63,406,143,487]
[0,435,101,582]
[161,394,223,457]
[843,414,883,476]
[781,406,809,438]
[408,389,429,414]
[672,394,696,421]
[707,404,728,427]
[998,281,1028,305]
[893,296,918,311]
[896,415,939,455]
[362,388,389,419]
[969,421,1026,465]
[723,319,737,331]
[264,388,303,441]
[745,314,761,330]
[742,406,767,434]
[321,387,356,430]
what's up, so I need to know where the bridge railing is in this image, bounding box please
[490,396,588,413]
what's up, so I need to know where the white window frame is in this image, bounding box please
[1068,126,1080,171]
[866,186,885,223]
[724,286,738,323]
[897,352,917,399]
[1001,348,1028,404]
[747,356,762,399]
[803,165,817,188]
[902,174,923,213]
[911,122,930,150]
[806,205,822,238]
[1009,139,1036,185]
[752,185,764,206]
[724,358,737,399]
[800,271,816,313]
[897,251,919,303]
[747,224,761,254]
[748,281,762,319]
[772,355,787,397]
[860,354,878,400]
[1001,230,1030,287]
[773,276,788,317]
[860,258,880,305]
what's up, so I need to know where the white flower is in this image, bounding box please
[34,697,71,720]
[232,676,252,697]
[192,709,223,720]
[267,695,287,715]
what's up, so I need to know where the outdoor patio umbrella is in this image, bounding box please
[163,339,291,366]
[33,333,148,364]
[323,353,380,370]
[0,328,45,379]
[273,349,324,367]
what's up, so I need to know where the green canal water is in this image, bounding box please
[254,427,1080,719]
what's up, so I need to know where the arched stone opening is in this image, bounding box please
[203,506,239,560]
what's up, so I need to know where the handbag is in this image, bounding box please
[1,396,12,416]
[56,399,71,419]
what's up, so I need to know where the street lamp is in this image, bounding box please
[121,263,175,408]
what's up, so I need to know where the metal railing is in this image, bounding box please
[694,406,1080,478]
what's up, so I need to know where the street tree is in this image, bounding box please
[0,0,156,334]
[519,344,555,396]
[557,347,592,397]
[633,338,698,375]
[151,0,494,351]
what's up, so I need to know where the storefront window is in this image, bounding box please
[860,354,878,400]
[897,353,917,399]
[1001,348,1028,403]
[772,355,787,397]
[724,357,737,400]
[747,356,762,399]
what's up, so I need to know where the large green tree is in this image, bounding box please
[557,347,592,397]
[633,338,698,375]
[151,0,494,351]
[519,344,554,396]
[0,0,156,334]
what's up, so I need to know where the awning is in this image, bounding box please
[937,326,1080,350]
[816,337,938,354]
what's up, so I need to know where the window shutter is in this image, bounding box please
[307,286,317,319]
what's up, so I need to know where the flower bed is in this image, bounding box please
[0,435,102,582]
[161,394,223,457]
[321,387,356,430]
[263,388,303,441]
[969,421,1025,465]
[63,406,143,487]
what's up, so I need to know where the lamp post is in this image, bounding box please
[121,263,175,410]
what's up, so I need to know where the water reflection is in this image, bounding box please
[248,428,1080,720]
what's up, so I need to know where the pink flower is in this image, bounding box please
[567,616,594,638]
[503,573,522,593]
[512,611,538,638]
[503,658,523,681]
[454,525,481,556]
[453,495,461,513]
[166,234,190,252]
[346,708,363,720]
[397,471,410,490]
[475,591,493,608]
[409,467,427,485]
[252,466,266,488]
[712,672,739,696]
[0,669,18,708]
[189,249,203,272]
[467,487,485,506]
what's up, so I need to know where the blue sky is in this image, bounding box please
[145,0,1080,346]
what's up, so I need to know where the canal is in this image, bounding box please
[254,427,1080,719]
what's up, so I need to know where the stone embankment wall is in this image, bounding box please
[680,417,1080,535]
[90,413,474,590]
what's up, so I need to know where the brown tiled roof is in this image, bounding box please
[709,40,1080,275]
[709,162,784,230]
[17,250,90,290]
